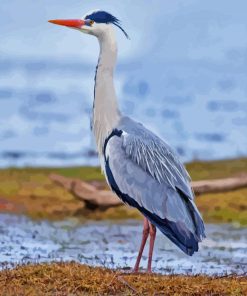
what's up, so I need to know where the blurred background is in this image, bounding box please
[0,1,246,280]
[1,0,247,168]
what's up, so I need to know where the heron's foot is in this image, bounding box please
[118,269,139,276]
[131,268,152,275]
[132,267,139,274]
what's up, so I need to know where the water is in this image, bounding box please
[0,54,247,167]
[0,57,247,168]
[0,214,246,275]
[1,1,247,168]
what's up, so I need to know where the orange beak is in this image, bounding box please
[48,19,85,29]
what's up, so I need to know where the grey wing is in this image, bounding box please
[119,116,193,200]
[104,120,205,255]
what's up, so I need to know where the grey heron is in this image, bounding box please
[49,10,206,273]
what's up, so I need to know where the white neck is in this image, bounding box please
[92,27,121,155]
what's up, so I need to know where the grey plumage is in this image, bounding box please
[49,8,206,269]
[120,117,192,195]
[104,116,206,255]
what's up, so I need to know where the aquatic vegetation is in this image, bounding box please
[0,262,246,295]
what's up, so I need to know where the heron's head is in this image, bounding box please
[49,10,129,39]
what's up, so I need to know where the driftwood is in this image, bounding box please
[50,173,247,210]
[50,173,122,209]
[191,174,247,195]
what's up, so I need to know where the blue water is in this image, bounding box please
[0,56,246,168]
[1,0,247,167]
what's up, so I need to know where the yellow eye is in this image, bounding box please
[90,20,94,26]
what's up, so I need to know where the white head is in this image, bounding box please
[49,10,129,40]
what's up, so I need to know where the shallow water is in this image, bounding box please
[0,214,246,275]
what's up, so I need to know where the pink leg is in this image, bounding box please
[133,217,150,272]
[147,222,156,273]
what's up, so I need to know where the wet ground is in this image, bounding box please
[0,214,246,275]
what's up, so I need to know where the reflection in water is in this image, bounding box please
[0,214,246,275]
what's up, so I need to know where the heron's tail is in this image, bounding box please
[149,213,205,256]
[143,192,206,256]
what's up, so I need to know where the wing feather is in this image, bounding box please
[104,130,205,255]
[119,117,193,199]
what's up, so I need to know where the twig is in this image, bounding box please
[117,275,139,295]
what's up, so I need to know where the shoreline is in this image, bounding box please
[0,157,246,224]
[0,158,246,295]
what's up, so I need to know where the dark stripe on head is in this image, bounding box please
[85,10,129,39]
